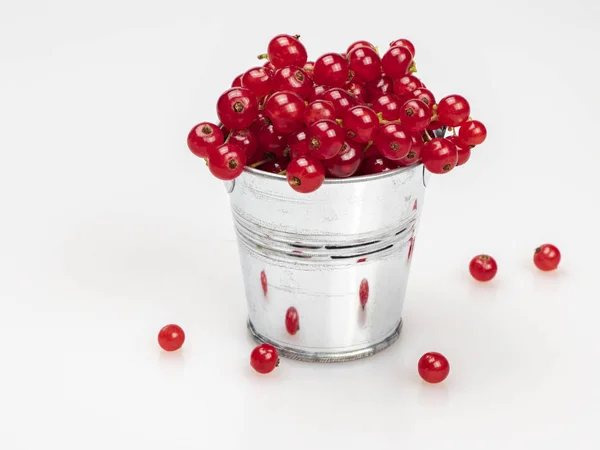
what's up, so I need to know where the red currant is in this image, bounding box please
[287,155,326,193]
[187,122,224,158]
[308,84,330,102]
[437,95,471,127]
[304,100,336,127]
[267,34,308,69]
[272,67,312,99]
[365,76,393,103]
[324,140,364,178]
[372,94,402,121]
[392,74,423,99]
[303,61,315,79]
[458,120,487,146]
[446,136,470,166]
[342,105,379,143]
[231,74,243,88]
[260,157,289,174]
[263,61,277,75]
[307,119,345,159]
[285,307,300,335]
[250,343,279,374]
[397,131,423,166]
[258,123,288,158]
[469,254,498,282]
[346,81,366,103]
[287,128,310,159]
[313,53,350,88]
[228,129,258,161]
[381,46,413,79]
[241,67,273,99]
[358,156,398,175]
[216,88,259,130]
[421,137,458,174]
[533,244,561,271]
[410,87,436,108]
[264,91,305,134]
[322,88,357,118]
[207,143,247,180]
[399,99,431,131]
[347,40,376,54]
[389,38,415,57]
[157,324,185,352]
[427,119,444,131]
[359,278,369,309]
[418,352,450,383]
[348,46,382,83]
[375,123,412,161]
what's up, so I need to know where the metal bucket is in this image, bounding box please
[224,163,429,362]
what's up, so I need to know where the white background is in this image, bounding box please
[1,0,599,448]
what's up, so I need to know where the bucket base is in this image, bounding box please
[247,319,403,363]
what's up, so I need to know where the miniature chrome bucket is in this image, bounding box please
[224,164,429,362]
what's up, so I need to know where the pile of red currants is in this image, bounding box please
[187,34,488,193]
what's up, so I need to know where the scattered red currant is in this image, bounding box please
[250,343,279,374]
[418,352,450,384]
[216,88,258,130]
[322,88,357,118]
[469,254,498,282]
[381,45,413,79]
[399,99,431,131]
[348,46,382,83]
[397,131,423,166]
[307,119,345,159]
[157,324,185,352]
[533,244,561,271]
[459,120,487,146]
[309,84,329,102]
[437,95,471,127]
[287,128,310,159]
[324,140,364,178]
[266,34,308,69]
[272,66,312,99]
[392,74,423,99]
[304,100,336,127]
[410,87,436,108]
[264,91,306,134]
[446,136,470,166]
[389,38,415,57]
[241,66,273,99]
[372,94,402,121]
[228,129,258,162]
[207,143,247,180]
[422,137,457,174]
[375,123,412,161]
[347,40,376,54]
[342,105,379,143]
[346,81,366,103]
[285,307,300,335]
[287,155,326,193]
[187,122,224,158]
[313,53,350,88]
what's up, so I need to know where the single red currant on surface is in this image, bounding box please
[459,120,487,146]
[241,66,273,99]
[359,278,369,309]
[287,128,310,158]
[266,34,308,69]
[347,40,376,54]
[272,66,312,99]
[309,84,330,102]
[372,94,402,121]
[365,76,393,103]
[375,123,412,161]
[187,122,224,158]
[258,123,288,158]
[357,156,398,175]
[303,61,315,79]
[381,45,413,79]
[260,157,289,174]
[346,81,366,103]
[287,155,326,193]
[410,87,436,108]
[389,38,415,57]
[216,88,258,130]
[533,244,561,271]
[307,119,345,159]
[304,100,336,127]
[207,143,247,180]
[437,95,471,127]
[264,91,306,134]
[399,99,431,131]
[469,254,498,282]
[397,131,423,166]
[418,352,450,384]
[422,138,458,174]
[228,129,258,161]
[157,324,185,352]
[324,140,364,178]
[250,343,279,374]
[285,307,300,335]
[342,105,379,143]
[313,53,350,88]
[322,88,357,118]
[231,74,243,88]
[392,74,423,99]
[348,46,382,83]
[446,136,470,166]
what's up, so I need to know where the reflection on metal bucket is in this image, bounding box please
[226,164,429,362]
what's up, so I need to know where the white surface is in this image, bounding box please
[1,0,599,448]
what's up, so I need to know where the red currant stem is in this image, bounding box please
[452,127,457,136]
[409,61,417,73]
[203,157,208,166]
[364,141,373,153]
[376,112,397,125]
[257,53,269,60]
[293,34,301,40]
[278,170,286,175]
[336,118,343,127]
[423,130,433,142]
[250,158,271,168]
[224,130,233,143]
[374,45,380,55]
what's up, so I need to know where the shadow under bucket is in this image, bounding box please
[224,163,430,362]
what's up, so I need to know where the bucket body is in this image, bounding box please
[225,164,429,362]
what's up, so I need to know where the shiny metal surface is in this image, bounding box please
[226,164,428,362]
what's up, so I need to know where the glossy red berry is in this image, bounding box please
[346,81,366,103]
[397,131,423,166]
[392,74,423,99]
[267,34,308,69]
[347,40,376,54]
[469,254,498,282]
[322,88,357,118]
[358,156,398,175]
[418,352,450,384]
[375,123,412,161]
[422,137,458,174]
[459,120,487,146]
[287,128,310,159]
[258,123,288,158]
[372,94,402,121]
[389,38,415,57]
[264,91,305,134]
[157,324,185,352]
[399,99,431,131]
[287,155,326,193]
[533,244,561,271]
[446,136,471,166]
[342,105,379,143]
[272,66,312,99]
[241,67,273,98]
[410,87,436,108]
[207,143,247,180]
[231,74,243,88]
[427,119,444,132]
[324,140,364,178]
[437,95,471,127]
[381,46,413,79]
[307,119,345,159]
[348,46,382,83]
[308,84,330,102]
[313,53,350,88]
[263,61,277,75]
[260,157,289,174]
[187,122,224,158]
[285,307,300,335]
[304,100,336,127]
[365,76,393,103]
[359,278,369,309]
[228,129,258,161]
[250,343,279,374]
[216,88,259,130]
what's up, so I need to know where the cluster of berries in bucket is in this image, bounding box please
[187,34,488,193]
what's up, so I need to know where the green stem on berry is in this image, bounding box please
[224,130,233,143]
[203,158,209,166]
[335,118,343,127]
[363,141,373,153]
[451,127,457,136]
[250,158,270,168]
[257,53,269,60]
[423,130,433,142]
[374,45,380,55]
[409,61,418,73]
[278,170,287,175]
